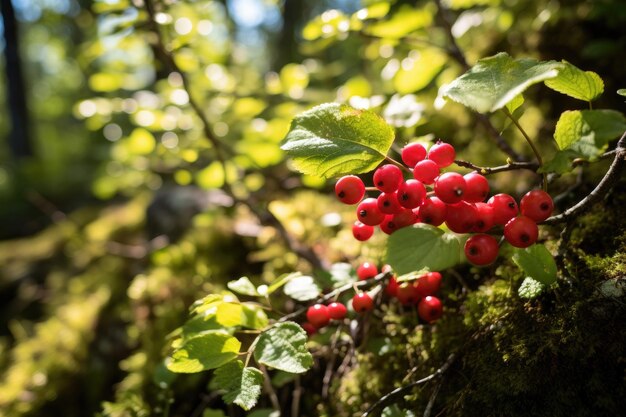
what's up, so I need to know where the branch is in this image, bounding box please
[544,131,626,225]
[454,159,539,175]
[361,353,457,417]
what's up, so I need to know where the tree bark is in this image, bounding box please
[1,0,32,158]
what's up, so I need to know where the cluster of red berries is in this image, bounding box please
[384,268,443,323]
[301,262,445,335]
[335,140,554,266]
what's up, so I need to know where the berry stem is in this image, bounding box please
[502,108,547,190]
[385,156,412,173]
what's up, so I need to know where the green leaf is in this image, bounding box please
[248,410,280,417]
[227,277,260,296]
[254,322,313,374]
[167,333,240,373]
[283,275,321,301]
[267,272,302,294]
[384,225,462,275]
[280,103,395,178]
[241,304,269,330]
[212,361,263,410]
[393,49,447,94]
[505,94,524,114]
[215,302,244,327]
[542,109,626,173]
[203,409,227,417]
[554,109,626,151]
[328,262,356,287]
[518,277,545,299]
[439,52,562,113]
[544,61,604,102]
[618,89,626,97]
[364,6,432,38]
[512,244,557,286]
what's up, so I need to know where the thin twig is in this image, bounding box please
[292,375,302,417]
[433,0,525,161]
[361,353,457,417]
[259,364,281,413]
[454,159,539,175]
[279,271,392,323]
[143,0,327,271]
[423,375,444,417]
[544,131,626,224]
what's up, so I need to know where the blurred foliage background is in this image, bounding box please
[0,0,625,416]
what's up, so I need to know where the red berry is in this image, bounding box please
[427,141,456,168]
[397,180,426,209]
[435,172,466,204]
[335,175,365,205]
[306,304,331,328]
[417,197,447,226]
[373,164,403,193]
[352,292,374,313]
[357,262,378,280]
[445,201,477,234]
[377,192,403,214]
[396,282,420,305]
[393,209,418,229]
[352,221,375,241]
[520,190,554,223]
[464,234,499,265]
[301,322,317,335]
[385,275,399,297]
[488,193,519,225]
[463,172,490,203]
[357,198,386,226]
[401,142,427,167]
[413,160,440,184]
[504,216,538,248]
[414,272,442,297]
[473,202,495,233]
[418,296,443,323]
[379,215,399,235]
[327,302,347,320]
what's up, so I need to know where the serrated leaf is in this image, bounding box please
[280,103,395,178]
[544,61,604,101]
[439,52,562,113]
[540,149,579,174]
[167,333,240,373]
[284,275,321,301]
[212,361,263,410]
[512,244,557,286]
[254,322,313,373]
[227,277,259,296]
[518,277,545,299]
[384,224,462,275]
[554,109,626,151]
[382,404,416,417]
